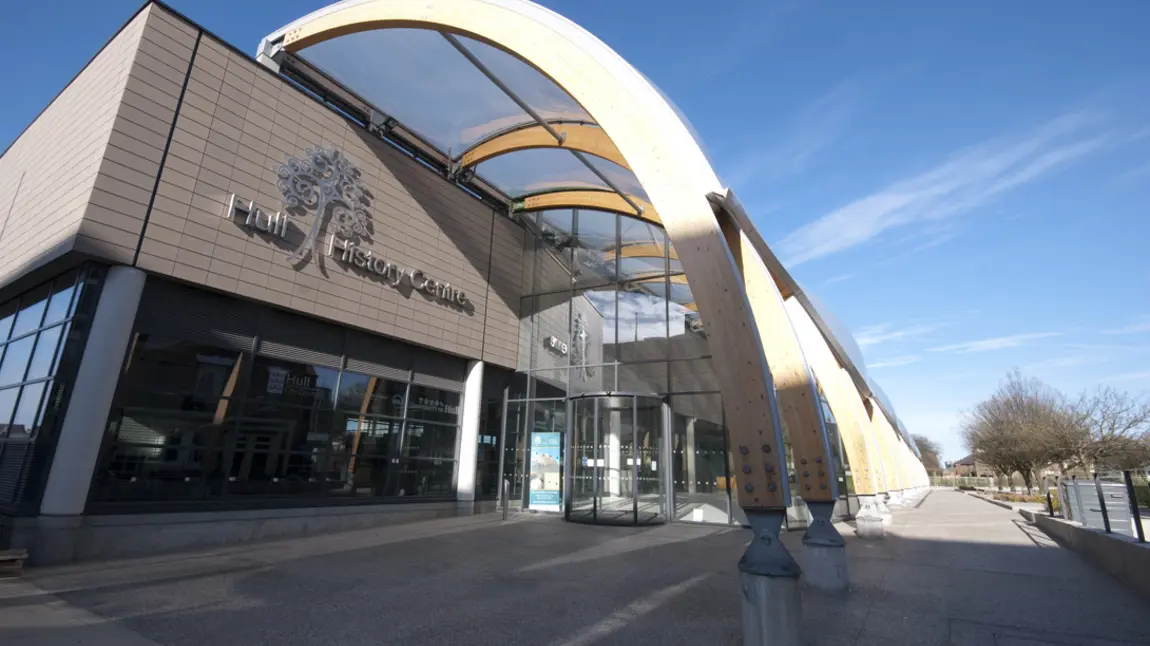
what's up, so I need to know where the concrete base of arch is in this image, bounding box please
[855,495,885,539]
[801,501,849,593]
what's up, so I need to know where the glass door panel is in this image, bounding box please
[566,393,666,525]
[635,396,665,523]
[595,396,633,524]
[567,397,596,521]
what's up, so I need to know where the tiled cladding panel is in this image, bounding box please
[127,9,525,369]
[75,7,198,265]
[0,6,162,288]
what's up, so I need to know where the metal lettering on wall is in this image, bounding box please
[226,195,287,237]
[544,335,568,355]
[223,147,467,309]
[327,237,468,307]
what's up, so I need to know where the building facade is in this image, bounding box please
[0,2,923,565]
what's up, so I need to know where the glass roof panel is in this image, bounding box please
[297,30,594,152]
[455,36,594,146]
[572,210,616,250]
[477,148,645,198]
[299,28,527,152]
[619,216,662,246]
[801,286,869,381]
[618,257,666,280]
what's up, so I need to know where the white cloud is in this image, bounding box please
[823,273,854,285]
[928,332,1062,354]
[776,112,1113,266]
[913,229,961,252]
[868,355,922,369]
[1102,316,1150,335]
[856,322,946,347]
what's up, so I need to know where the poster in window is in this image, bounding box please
[528,431,562,511]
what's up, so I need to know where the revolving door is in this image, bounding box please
[565,393,668,525]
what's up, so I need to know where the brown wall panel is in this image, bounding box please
[127,6,524,368]
[1,4,527,367]
[0,6,156,289]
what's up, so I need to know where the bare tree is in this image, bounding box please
[912,434,942,474]
[962,370,1066,493]
[1063,387,1150,472]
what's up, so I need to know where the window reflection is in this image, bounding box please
[248,356,338,410]
[0,337,34,386]
[96,334,465,504]
[337,372,406,416]
[407,385,460,425]
[8,382,48,438]
[0,268,95,441]
[11,285,49,338]
[0,387,17,434]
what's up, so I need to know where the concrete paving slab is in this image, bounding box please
[1,489,1148,645]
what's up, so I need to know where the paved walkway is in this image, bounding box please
[1,489,1147,645]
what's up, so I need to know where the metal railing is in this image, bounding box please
[1048,470,1147,543]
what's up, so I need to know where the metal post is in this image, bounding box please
[502,479,510,521]
[1123,470,1145,543]
[1093,473,1111,533]
[1072,475,1086,523]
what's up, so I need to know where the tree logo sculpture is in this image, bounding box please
[276,147,369,264]
[571,312,594,381]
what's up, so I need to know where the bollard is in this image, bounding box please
[501,478,510,521]
[1122,471,1145,543]
[1093,473,1111,533]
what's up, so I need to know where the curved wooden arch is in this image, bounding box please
[603,242,676,262]
[785,297,881,496]
[459,122,629,170]
[266,0,792,508]
[868,402,905,492]
[714,193,838,502]
[516,189,661,225]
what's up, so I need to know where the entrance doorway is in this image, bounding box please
[565,393,667,525]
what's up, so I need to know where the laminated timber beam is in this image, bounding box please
[458,122,629,170]
[515,188,661,226]
[711,190,837,502]
[784,297,881,496]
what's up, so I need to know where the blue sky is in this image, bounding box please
[4,1,1149,460]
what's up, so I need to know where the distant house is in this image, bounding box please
[952,454,990,477]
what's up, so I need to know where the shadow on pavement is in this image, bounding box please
[2,490,1149,646]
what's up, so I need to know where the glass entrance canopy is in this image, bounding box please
[290,27,649,207]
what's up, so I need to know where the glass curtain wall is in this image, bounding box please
[508,208,740,524]
[0,265,105,512]
[93,336,463,508]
